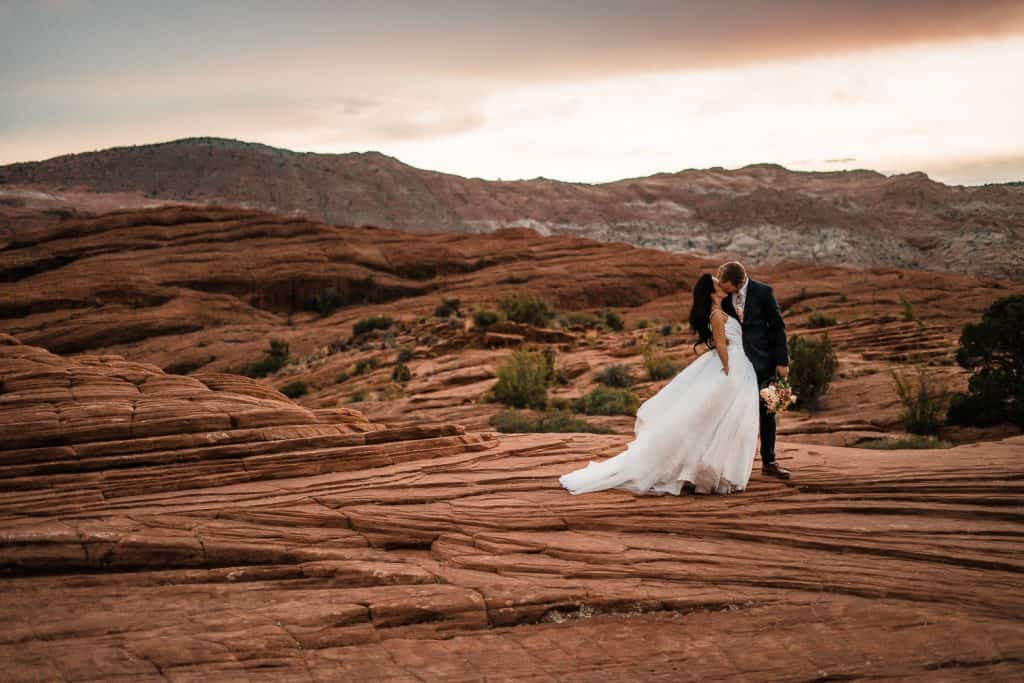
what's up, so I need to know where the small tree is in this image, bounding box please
[947,295,1024,428]
[788,334,838,409]
[245,338,291,378]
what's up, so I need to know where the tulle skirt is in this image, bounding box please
[559,345,759,495]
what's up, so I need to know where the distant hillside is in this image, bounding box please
[2,137,1022,279]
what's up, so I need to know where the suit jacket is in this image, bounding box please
[721,278,789,379]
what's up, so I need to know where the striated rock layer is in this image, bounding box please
[2,205,1022,447]
[1,335,1023,680]
[2,137,1023,279]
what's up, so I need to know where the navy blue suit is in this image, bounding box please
[721,278,789,464]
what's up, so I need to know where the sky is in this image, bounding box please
[2,0,1024,185]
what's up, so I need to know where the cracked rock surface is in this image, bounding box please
[2,334,1022,680]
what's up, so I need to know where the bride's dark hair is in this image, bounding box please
[689,273,715,351]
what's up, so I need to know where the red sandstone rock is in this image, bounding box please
[0,336,1022,680]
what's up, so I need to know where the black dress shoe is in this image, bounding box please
[761,462,791,479]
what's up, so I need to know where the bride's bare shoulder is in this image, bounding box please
[709,308,728,322]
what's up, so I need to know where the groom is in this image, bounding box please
[716,261,792,479]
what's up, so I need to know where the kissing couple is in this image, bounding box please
[560,261,791,496]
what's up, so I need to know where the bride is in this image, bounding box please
[559,273,759,495]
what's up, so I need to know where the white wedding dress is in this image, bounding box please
[560,314,759,495]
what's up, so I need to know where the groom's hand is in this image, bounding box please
[776,365,789,379]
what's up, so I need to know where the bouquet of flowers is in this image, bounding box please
[759,376,797,415]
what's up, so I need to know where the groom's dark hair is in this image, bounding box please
[718,261,747,287]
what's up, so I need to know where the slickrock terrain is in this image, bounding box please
[2,137,1022,279]
[2,205,1023,448]
[1,333,1023,680]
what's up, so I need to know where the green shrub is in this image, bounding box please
[807,312,837,328]
[947,294,1024,428]
[565,312,601,330]
[635,319,649,329]
[498,293,555,327]
[391,362,412,382]
[900,296,915,322]
[891,366,948,435]
[435,296,461,318]
[472,307,503,328]
[280,380,308,398]
[644,352,679,381]
[397,347,414,363]
[353,356,380,375]
[601,309,624,331]
[349,389,367,403]
[660,324,674,336]
[489,409,614,434]
[788,334,838,409]
[244,338,290,378]
[305,287,347,316]
[594,364,635,388]
[573,386,640,415]
[492,349,552,408]
[353,315,394,335]
[336,371,351,383]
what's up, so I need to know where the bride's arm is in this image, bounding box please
[711,311,729,374]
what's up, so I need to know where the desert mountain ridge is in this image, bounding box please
[2,136,1022,280]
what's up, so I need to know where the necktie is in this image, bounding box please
[735,291,744,322]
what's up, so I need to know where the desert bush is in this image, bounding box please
[807,312,837,328]
[349,389,367,402]
[471,307,503,327]
[891,366,948,435]
[573,386,640,415]
[644,352,679,381]
[566,312,601,328]
[601,309,624,331]
[489,409,613,434]
[660,324,674,336]
[492,349,552,409]
[434,296,461,318]
[635,319,650,329]
[397,347,414,363]
[280,380,308,398]
[900,296,915,322]
[391,362,412,382]
[244,338,290,378]
[352,315,394,335]
[353,356,380,375]
[594,364,635,388]
[336,370,351,383]
[788,334,838,408]
[946,294,1024,428]
[498,293,555,327]
[305,287,347,316]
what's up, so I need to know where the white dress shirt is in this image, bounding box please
[733,278,749,320]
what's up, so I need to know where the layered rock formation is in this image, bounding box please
[2,137,1022,279]
[1,333,1022,680]
[2,205,1022,447]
